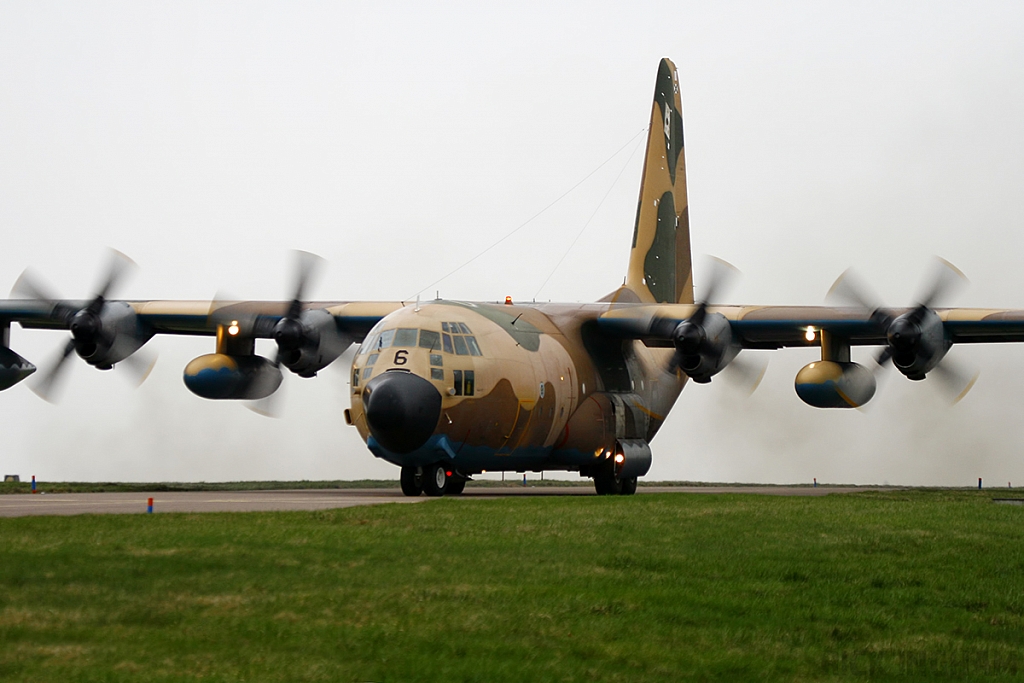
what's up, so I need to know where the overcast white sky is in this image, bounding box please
[2,1,1024,485]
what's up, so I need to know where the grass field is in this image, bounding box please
[2,490,1024,681]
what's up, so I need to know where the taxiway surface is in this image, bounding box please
[0,486,874,517]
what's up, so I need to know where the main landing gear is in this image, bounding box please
[400,465,466,497]
[593,469,638,496]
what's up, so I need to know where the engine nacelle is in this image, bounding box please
[0,347,35,391]
[183,353,282,400]
[274,309,351,377]
[674,312,738,383]
[795,361,876,408]
[887,308,948,380]
[73,301,152,370]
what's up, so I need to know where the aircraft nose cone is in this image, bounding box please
[362,370,442,454]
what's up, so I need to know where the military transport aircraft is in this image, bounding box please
[3,58,1024,497]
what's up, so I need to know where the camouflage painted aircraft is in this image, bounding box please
[3,58,1024,496]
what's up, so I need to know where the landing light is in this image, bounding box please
[614,453,625,464]
[228,321,240,336]
[804,327,816,342]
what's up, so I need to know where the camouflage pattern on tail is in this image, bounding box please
[608,58,693,305]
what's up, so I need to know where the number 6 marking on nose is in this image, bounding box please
[394,349,408,365]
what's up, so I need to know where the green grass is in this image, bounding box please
[2,490,1024,681]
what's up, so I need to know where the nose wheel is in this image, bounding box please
[422,464,449,497]
[400,466,423,497]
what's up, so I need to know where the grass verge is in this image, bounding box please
[1,489,1023,681]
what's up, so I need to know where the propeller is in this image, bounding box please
[826,257,976,403]
[240,251,325,418]
[11,250,155,403]
[273,250,325,367]
[666,256,739,374]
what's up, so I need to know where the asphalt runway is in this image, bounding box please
[0,485,875,517]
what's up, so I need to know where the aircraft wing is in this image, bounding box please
[0,300,403,338]
[0,297,404,399]
[597,304,1024,348]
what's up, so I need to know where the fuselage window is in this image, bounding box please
[442,333,454,354]
[429,353,443,367]
[465,336,482,356]
[393,328,417,347]
[367,353,379,366]
[453,369,463,396]
[378,329,395,350]
[453,335,469,356]
[430,368,444,381]
[419,330,440,350]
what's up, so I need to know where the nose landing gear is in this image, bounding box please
[400,466,422,496]
[400,464,467,497]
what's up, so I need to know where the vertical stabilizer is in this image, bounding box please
[619,58,693,305]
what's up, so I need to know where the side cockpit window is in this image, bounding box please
[442,322,482,356]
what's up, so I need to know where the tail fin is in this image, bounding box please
[614,58,694,305]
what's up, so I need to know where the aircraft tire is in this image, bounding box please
[620,477,638,495]
[422,464,449,497]
[446,478,466,495]
[400,466,422,497]
[593,472,623,495]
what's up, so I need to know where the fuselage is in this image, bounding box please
[346,300,687,478]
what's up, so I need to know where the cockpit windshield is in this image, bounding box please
[359,325,483,356]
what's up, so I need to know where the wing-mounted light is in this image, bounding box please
[827,258,977,402]
[11,249,156,402]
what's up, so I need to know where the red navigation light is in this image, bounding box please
[504,296,512,305]
[446,470,453,477]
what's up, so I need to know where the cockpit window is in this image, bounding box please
[358,333,376,355]
[439,321,482,356]
[419,330,440,350]
[378,329,395,350]
[393,328,417,347]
